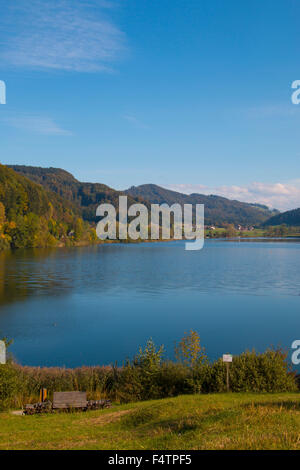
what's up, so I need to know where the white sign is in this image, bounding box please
[223,354,232,363]
[0,341,6,364]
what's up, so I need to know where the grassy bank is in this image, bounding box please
[1,392,300,450]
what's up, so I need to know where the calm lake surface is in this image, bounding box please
[0,240,299,368]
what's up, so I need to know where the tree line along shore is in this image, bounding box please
[0,333,298,411]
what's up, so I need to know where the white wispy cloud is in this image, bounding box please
[123,114,150,129]
[0,0,126,72]
[4,115,72,136]
[166,181,300,212]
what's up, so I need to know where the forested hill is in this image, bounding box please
[9,165,148,222]
[125,184,278,226]
[262,207,300,226]
[0,164,94,250]
[0,164,79,220]
[9,166,279,226]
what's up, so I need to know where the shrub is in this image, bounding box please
[155,362,194,397]
[229,349,297,393]
[0,363,21,410]
[197,349,297,394]
[175,330,207,368]
[115,363,143,403]
[133,339,165,401]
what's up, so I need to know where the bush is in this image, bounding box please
[196,349,297,394]
[0,363,21,410]
[115,363,143,403]
[229,349,297,393]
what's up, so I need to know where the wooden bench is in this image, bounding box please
[24,392,112,414]
[52,391,87,410]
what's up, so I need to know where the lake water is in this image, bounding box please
[0,240,299,369]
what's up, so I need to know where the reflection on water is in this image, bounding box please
[0,248,71,306]
[0,240,299,367]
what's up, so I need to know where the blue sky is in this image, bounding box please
[1,0,300,210]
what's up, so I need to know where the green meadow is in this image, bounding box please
[1,393,300,450]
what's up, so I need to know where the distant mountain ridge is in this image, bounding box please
[9,166,278,226]
[263,207,300,226]
[125,184,278,226]
[9,165,148,222]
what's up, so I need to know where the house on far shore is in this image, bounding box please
[237,225,255,232]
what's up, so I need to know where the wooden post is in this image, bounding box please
[222,354,232,393]
[226,362,230,392]
[39,388,47,403]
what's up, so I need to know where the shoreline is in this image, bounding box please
[1,235,300,254]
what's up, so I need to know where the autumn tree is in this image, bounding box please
[0,202,5,226]
[175,330,207,367]
[223,223,236,238]
[74,218,84,241]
